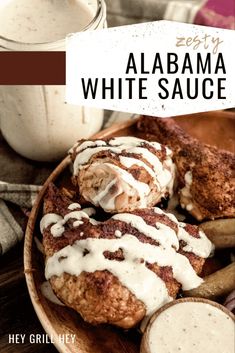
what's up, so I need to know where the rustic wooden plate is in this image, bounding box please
[24,110,235,353]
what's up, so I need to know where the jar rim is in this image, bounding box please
[0,0,105,51]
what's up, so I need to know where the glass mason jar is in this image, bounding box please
[0,0,106,161]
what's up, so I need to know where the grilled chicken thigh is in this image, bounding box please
[138,116,235,221]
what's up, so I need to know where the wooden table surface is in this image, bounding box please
[0,130,58,352]
[0,241,57,353]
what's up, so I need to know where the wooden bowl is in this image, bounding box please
[24,110,235,353]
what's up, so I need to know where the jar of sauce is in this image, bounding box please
[0,0,106,161]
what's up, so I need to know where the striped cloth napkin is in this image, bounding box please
[0,182,42,255]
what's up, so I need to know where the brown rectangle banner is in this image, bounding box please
[0,52,65,85]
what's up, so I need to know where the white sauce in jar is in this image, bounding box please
[147,301,235,353]
[0,0,95,43]
[0,0,105,161]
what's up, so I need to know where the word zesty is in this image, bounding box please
[176,34,223,54]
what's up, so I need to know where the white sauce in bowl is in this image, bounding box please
[147,301,235,353]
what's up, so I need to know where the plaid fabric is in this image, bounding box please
[0,182,42,254]
[0,181,42,208]
[0,199,24,255]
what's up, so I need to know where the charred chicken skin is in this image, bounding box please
[138,116,235,221]
[41,184,212,329]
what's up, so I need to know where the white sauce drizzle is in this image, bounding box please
[73,146,120,173]
[40,213,63,234]
[178,223,214,258]
[186,203,194,211]
[50,222,65,238]
[92,178,118,206]
[45,234,203,315]
[104,163,150,205]
[72,137,175,210]
[128,147,163,173]
[109,136,147,146]
[154,206,178,223]
[115,230,122,238]
[119,156,156,180]
[185,171,193,185]
[40,209,91,238]
[42,206,213,316]
[75,140,107,153]
[73,220,84,227]
[112,213,179,249]
[181,170,193,199]
[82,207,96,217]
[68,203,81,210]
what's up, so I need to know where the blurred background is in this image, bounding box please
[106,0,235,28]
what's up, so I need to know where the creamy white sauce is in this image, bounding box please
[45,234,203,314]
[180,170,197,216]
[104,163,150,205]
[0,0,104,162]
[178,223,213,258]
[181,171,193,199]
[40,213,63,234]
[128,147,163,173]
[42,206,213,317]
[68,203,81,211]
[73,220,84,227]
[50,222,66,238]
[185,170,193,185]
[148,302,235,353]
[109,136,147,146]
[186,203,194,211]
[0,0,95,43]
[73,137,166,175]
[92,178,118,206]
[87,161,152,211]
[82,207,96,217]
[119,156,157,180]
[154,206,178,224]
[157,168,172,189]
[115,230,122,238]
[72,137,175,211]
[73,146,120,172]
[40,209,92,237]
[73,140,107,154]
[112,213,179,249]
